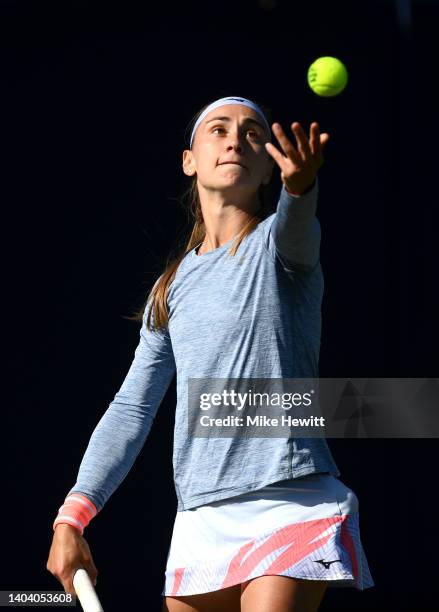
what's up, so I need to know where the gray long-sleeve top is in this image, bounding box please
[67,178,340,512]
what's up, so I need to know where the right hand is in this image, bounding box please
[46,524,99,596]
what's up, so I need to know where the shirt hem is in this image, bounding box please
[176,464,340,511]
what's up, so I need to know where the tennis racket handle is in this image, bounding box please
[73,568,104,612]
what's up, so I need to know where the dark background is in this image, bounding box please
[3,0,438,610]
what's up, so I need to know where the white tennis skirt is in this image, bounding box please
[161,473,375,596]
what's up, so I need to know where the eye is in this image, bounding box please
[211,126,261,139]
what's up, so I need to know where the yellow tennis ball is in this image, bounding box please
[307,56,348,97]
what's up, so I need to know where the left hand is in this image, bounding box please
[265,122,329,196]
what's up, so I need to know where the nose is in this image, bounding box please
[226,132,244,152]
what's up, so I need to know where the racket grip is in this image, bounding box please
[73,568,104,612]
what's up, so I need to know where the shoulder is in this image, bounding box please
[256,212,276,243]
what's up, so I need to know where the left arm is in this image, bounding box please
[265,121,329,270]
[271,178,320,270]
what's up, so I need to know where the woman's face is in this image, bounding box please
[183,104,274,199]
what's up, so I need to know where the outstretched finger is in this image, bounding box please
[320,133,330,149]
[265,141,294,173]
[309,123,322,157]
[271,123,302,166]
[291,122,312,160]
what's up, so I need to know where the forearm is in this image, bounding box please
[272,178,320,271]
[68,393,161,508]
[52,395,161,534]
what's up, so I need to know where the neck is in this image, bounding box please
[196,195,260,253]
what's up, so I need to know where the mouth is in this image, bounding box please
[219,162,246,169]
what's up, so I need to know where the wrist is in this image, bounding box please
[285,179,316,197]
[53,493,98,536]
[54,523,81,535]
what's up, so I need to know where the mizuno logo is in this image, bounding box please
[313,559,342,569]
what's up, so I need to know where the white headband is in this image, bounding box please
[189,96,272,149]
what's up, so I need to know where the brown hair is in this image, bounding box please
[126,96,276,331]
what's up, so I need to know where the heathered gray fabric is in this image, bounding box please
[68,178,340,512]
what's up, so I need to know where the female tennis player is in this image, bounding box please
[47,95,374,611]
